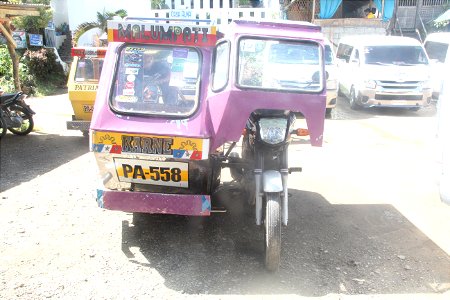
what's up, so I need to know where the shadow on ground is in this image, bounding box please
[121,187,450,297]
[0,132,89,192]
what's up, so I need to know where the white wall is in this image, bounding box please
[51,0,69,27]
[66,0,152,32]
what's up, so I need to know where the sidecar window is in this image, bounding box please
[110,44,201,117]
[212,41,230,91]
[237,38,324,92]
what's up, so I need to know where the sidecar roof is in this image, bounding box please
[222,19,323,41]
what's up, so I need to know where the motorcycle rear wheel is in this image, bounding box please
[0,116,6,139]
[264,192,281,272]
[8,106,34,135]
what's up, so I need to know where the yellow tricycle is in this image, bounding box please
[66,47,106,136]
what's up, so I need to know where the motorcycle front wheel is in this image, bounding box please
[264,192,281,271]
[8,106,34,135]
[0,116,7,139]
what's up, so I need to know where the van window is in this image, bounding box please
[364,46,428,65]
[424,41,448,63]
[237,38,323,92]
[110,45,200,117]
[336,43,353,63]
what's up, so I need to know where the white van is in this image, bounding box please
[324,38,338,115]
[436,48,450,205]
[423,32,450,100]
[336,35,432,110]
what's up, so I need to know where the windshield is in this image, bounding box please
[110,45,201,117]
[237,38,323,92]
[364,45,428,65]
[75,58,104,83]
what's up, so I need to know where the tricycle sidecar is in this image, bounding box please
[66,47,106,135]
[90,18,327,271]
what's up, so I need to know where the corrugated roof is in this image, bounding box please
[0,2,49,17]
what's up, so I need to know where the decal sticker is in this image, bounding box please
[122,88,135,96]
[108,21,217,47]
[169,119,188,129]
[125,81,135,89]
[82,105,94,113]
[125,68,139,75]
[115,95,138,103]
[74,84,98,91]
[91,131,209,159]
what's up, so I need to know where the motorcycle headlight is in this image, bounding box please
[259,118,288,145]
[365,79,377,89]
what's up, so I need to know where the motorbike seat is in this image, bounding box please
[0,92,23,106]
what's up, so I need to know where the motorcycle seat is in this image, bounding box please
[0,92,23,106]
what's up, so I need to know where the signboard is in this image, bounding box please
[12,31,27,49]
[29,34,43,46]
[107,20,217,47]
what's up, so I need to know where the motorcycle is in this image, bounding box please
[90,18,327,271]
[0,91,35,138]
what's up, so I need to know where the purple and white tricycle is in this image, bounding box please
[90,18,327,271]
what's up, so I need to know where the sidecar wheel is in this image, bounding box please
[7,106,34,135]
[264,192,281,272]
[0,117,6,139]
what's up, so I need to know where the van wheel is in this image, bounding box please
[349,88,360,110]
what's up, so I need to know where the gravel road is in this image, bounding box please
[1,92,449,299]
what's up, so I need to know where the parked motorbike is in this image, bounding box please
[0,91,35,138]
[0,115,6,139]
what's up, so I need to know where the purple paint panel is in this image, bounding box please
[97,189,211,216]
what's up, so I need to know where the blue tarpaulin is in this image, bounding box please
[374,0,395,21]
[318,0,394,21]
[319,0,342,19]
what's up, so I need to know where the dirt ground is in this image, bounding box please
[0,91,449,299]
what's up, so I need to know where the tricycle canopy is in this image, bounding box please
[90,19,326,155]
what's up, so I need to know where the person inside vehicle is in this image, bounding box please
[142,52,177,105]
[364,7,376,19]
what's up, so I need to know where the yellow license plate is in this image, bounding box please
[114,158,188,188]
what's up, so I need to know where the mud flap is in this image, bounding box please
[262,170,283,193]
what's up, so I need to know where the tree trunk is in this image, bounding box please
[4,21,21,91]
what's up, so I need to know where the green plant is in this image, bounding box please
[151,0,169,9]
[0,46,13,76]
[22,48,66,86]
[12,0,52,34]
[73,9,127,45]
